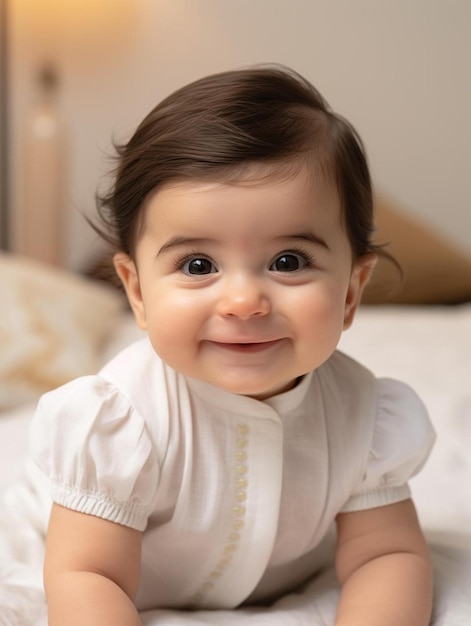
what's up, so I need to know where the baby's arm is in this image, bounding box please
[44,503,142,625]
[335,499,433,626]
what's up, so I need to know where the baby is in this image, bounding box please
[30,66,435,625]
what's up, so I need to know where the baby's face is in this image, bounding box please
[115,167,371,400]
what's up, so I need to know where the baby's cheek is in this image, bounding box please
[146,306,196,365]
[303,298,346,346]
[307,288,346,323]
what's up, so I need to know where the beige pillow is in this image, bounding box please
[0,253,124,409]
[363,195,471,305]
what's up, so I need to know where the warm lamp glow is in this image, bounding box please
[14,0,137,68]
[10,0,137,265]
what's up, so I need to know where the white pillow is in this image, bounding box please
[0,252,125,409]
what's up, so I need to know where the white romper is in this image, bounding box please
[30,338,435,611]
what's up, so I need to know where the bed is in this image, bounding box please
[0,199,471,625]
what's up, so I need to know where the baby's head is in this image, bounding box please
[98,65,380,263]
[99,66,385,398]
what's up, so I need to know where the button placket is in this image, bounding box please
[189,421,250,606]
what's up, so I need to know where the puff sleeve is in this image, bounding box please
[341,379,436,512]
[29,376,159,531]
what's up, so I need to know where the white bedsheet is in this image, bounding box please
[0,305,470,625]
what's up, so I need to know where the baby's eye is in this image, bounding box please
[270,253,309,272]
[181,257,217,275]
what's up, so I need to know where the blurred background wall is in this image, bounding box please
[3,0,471,270]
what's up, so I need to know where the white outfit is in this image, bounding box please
[30,338,435,611]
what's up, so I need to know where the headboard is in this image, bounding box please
[363,194,471,305]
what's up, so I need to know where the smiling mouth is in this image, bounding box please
[209,340,283,353]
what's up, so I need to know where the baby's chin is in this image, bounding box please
[244,379,300,401]
[207,376,300,401]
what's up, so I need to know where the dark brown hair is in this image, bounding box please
[96,65,387,263]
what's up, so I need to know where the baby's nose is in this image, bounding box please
[217,277,271,320]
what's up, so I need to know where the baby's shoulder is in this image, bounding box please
[98,338,190,425]
[315,351,425,422]
[100,338,169,395]
[100,337,160,380]
[317,350,376,396]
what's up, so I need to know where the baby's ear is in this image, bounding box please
[113,253,148,330]
[343,254,377,330]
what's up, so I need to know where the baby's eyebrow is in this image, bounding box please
[157,236,214,255]
[280,232,330,251]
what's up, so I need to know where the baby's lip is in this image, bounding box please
[209,335,283,345]
[206,339,285,352]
